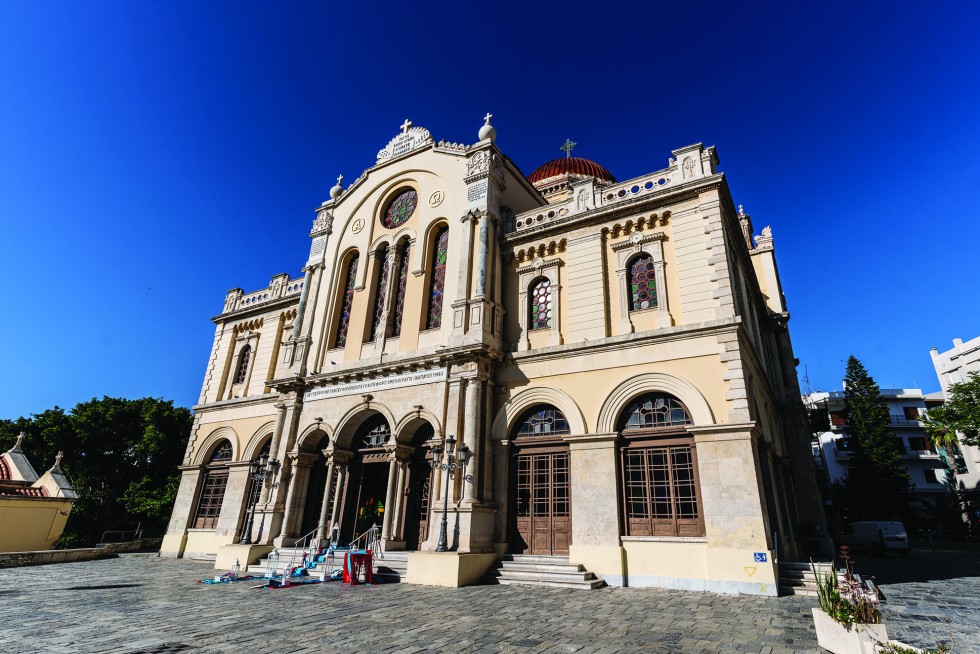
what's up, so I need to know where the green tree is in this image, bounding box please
[931,372,980,448]
[837,356,910,520]
[0,397,191,547]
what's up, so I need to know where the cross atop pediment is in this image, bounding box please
[400,119,413,134]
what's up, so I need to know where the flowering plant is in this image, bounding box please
[812,546,882,625]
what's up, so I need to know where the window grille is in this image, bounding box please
[425,227,448,330]
[334,254,359,348]
[628,254,657,311]
[529,278,553,331]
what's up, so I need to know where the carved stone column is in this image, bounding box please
[374,246,400,354]
[391,458,409,542]
[260,400,288,504]
[382,446,399,539]
[461,377,482,504]
[451,212,477,335]
[276,451,318,544]
[327,449,352,531]
[315,457,337,541]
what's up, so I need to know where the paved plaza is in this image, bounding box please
[0,551,976,654]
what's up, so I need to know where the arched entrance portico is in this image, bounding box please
[337,414,392,542]
[509,405,571,555]
[402,422,434,550]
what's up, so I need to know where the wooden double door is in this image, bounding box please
[511,447,571,555]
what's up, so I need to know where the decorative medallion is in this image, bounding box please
[383,189,418,229]
[351,218,365,234]
[428,190,444,208]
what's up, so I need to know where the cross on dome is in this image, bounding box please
[561,139,577,158]
[400,119,413,134]
[483,113,493,125]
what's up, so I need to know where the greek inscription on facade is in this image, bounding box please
[310,236,326,258]
[303,367,448,401]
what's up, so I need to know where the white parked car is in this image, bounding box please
[837,521,910,556]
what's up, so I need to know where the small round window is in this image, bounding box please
[382,189,418,229]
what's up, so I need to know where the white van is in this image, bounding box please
[838,521,910,556]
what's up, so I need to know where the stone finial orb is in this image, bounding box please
[479,112,496,142]
[329,173,344,200]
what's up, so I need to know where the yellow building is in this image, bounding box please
[0,435,77,552]
[162,118,828,594]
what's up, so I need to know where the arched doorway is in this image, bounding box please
[509,405,571,555]
[299,434,330,537]
[338,414,392,542]
[402,422,434,550]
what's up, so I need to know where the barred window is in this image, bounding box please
[621,443,702,537]
[233,345,251,384]
[193,440,233,529]
[513,405,571,438]
[334,253,359,348]
[528,278,552,331]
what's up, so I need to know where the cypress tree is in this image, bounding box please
[840,356,910,520]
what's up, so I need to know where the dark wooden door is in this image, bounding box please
[403,455,432,550]
[513,450,570,555]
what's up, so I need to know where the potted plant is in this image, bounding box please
[811,547,888,654]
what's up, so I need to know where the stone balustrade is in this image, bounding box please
[222,273,304,314]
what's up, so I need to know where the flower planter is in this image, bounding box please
[812,608,889,654]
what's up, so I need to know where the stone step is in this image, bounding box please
[485,567,597,583]
[487,577,605,590]
[502,555,571,565]
[779,584,819,597]
[497,561,586,574]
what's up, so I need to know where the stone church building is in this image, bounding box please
[162,117,828,594]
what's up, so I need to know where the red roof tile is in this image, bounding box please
[527,156,617,185]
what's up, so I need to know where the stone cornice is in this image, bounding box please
[506,318,740,365]
[610,231,668,252]
[211,295,300,324]
[288,342,503,391]
[193,393,281,414]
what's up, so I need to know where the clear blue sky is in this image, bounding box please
[1,1,978,419]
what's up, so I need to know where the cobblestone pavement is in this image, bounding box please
[0,556,819,654]
[0,552,976,654]
[862,549,980,653]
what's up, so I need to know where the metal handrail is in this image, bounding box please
[348,524,383,559]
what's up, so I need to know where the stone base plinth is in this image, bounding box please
[405,551,498,587]
[214,543,273,571]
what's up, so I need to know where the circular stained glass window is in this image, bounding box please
[382,189,418,229]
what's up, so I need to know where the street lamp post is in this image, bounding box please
[241,452,279,545]
[431,435,472,552]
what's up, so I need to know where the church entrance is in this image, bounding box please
[299,434,329,537]
[402,423,434,550]
[508,405,573,556]
[512,449,570,555]
[338,415,392,543]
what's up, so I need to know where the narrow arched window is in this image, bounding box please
[425,227,449,330]
[617,392,700,538]
[194,440,233,529]
[233,345,251,384]
[528,278,553,331]
[628,254,657,311]
[334,253,359,348]
[391,241,410,338]
[512,405,571,438]
[369,246,390,341]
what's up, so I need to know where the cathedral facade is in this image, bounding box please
[162,118,827,594]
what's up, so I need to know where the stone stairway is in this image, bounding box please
[246,547,408,582]
[482,554,604,589]
[779,561,833,596]
[374,551,408,583]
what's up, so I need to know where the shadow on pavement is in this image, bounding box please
[849,550,980,586]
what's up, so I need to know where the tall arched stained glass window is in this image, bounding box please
[334,254,359,348]
[382,189,418,229]
[233,345,251,384]
[369,246,390,341]
[628,254,657,311]
[425,227,449,330]
[529,278,552,331]
[391,241,410,338]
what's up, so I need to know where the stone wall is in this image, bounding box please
[0,538,163,568]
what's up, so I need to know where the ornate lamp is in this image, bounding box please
[434,435,472,552]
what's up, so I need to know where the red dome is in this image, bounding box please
[527,156,617,185]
